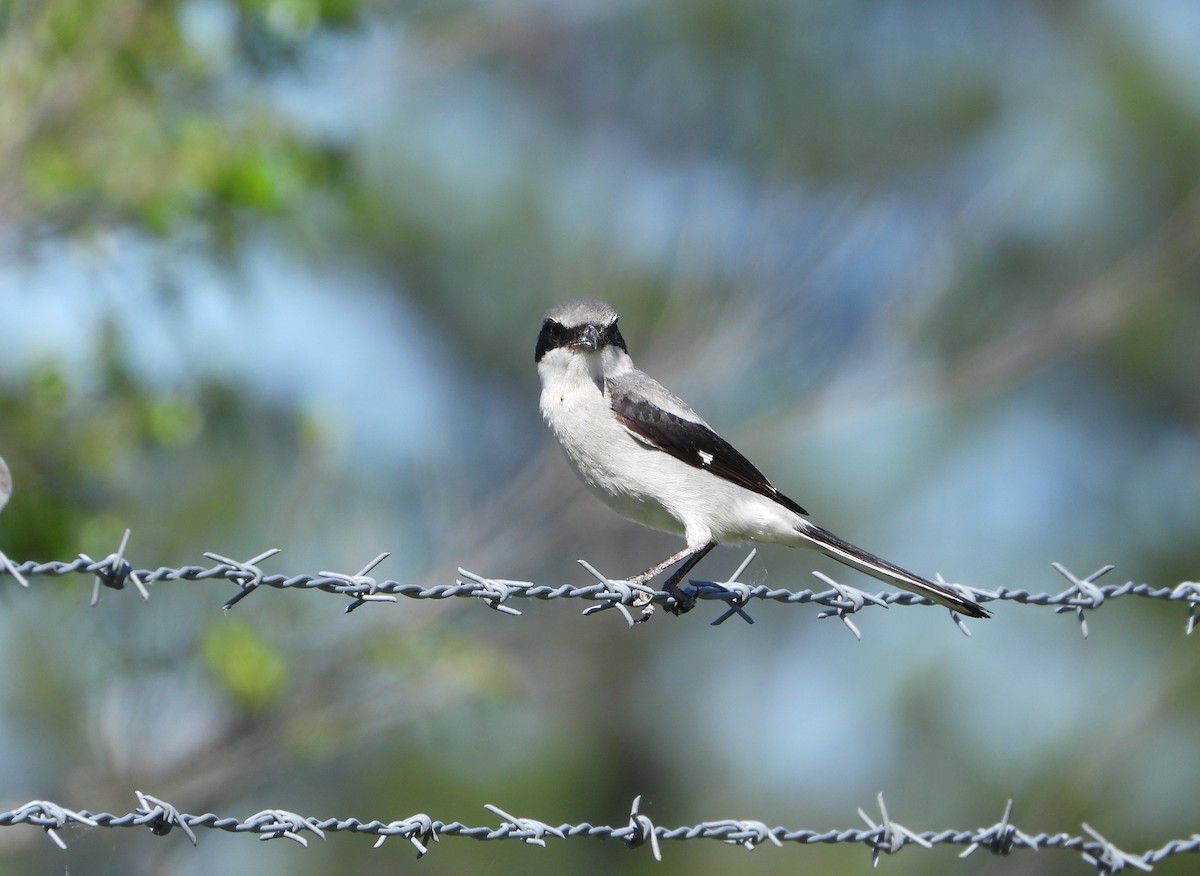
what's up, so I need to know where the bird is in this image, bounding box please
[534,298,989,619]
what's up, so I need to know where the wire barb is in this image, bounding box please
[857,792,933,866]
[78,528,148,605]
[457,568,529,616]
[700,549,758,625]
[576,560,659,627]
[373,813,438,857]
[623,795,662,861]
[1080,822,1153,873]
[959,799,1034,857]
[710,818,784,850]
[320,552,396,612]
[135,790,197,846]
[1052,563,1115,639]
[0,549,28,588]
[8,800,99,850]
[244,808,326,846]
[814,570,888,640]
[207,548,281,609]
[936,573,991,637]
[484,803,566,847]
[1170,581,1200,635]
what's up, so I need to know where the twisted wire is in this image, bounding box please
[3,538,1197,635]
[1,793,1194,870]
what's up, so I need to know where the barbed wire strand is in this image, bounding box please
[2,530,1197,637]
[3,530,1198,871]
[1,793,1196,870]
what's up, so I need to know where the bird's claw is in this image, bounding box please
[665,583,697,615]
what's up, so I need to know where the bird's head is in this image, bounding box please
[535,298,628,365]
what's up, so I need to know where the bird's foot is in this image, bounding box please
[664,582,697,615]
[629,587,657,622]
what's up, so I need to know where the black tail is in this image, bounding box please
[797,523,990,618]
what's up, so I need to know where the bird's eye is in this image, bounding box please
[604,322,628,353]
[535,319,569,362]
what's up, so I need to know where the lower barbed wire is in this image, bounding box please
[0,793,1186,870]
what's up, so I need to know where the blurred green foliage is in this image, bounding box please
[2,2,1200,875]
[1,0,358,241]
[0,321,304,559]
[204,617,287,710]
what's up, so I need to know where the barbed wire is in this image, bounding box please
[3,521,1198,872]
[2,530,1198,636]
[1,792,1196,871]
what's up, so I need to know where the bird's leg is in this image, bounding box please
[625,546,698,585]
[620,542,718,614]
[659,541,717,615]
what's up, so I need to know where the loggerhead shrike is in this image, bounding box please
[535,298,989,619]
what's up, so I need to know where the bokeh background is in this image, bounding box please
[1,1,1199,874]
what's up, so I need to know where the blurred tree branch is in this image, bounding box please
[0,0,360,242]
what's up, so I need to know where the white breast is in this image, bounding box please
[538,348,807,549]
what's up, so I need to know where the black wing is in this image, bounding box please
[608,384,808,517]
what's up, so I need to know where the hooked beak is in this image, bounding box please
[576,324,602,351]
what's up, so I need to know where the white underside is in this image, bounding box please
[539,347,807,551]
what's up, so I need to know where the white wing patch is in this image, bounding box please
[698,450,714,466]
